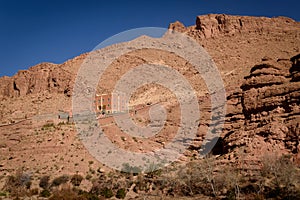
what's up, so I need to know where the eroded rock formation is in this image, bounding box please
[170,14,300,39]
[0,54,87,100]
[223,54,300,162]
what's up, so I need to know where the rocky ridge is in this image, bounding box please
[169,14,300,164]
[0,54,87,100]
[0,14,299,180]
[170,14,300,39]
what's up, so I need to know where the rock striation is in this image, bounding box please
[169,14,300,39]
[0,54,86,100]
[223,54,300,162]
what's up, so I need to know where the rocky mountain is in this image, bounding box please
[0,14,299,193]
[169,14,300,164]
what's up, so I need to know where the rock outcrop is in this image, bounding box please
[0,54,86,100]
[223,54,300,163]
[168,21,187,33]
[169,14,300,39]
[0,62,70,99]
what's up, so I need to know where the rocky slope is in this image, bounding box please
[0,14,299,184]
[170,14,300,164]
[222,54,300,166]
[170,14,300,88]
[0,54,87,100]
[0,54,87,124]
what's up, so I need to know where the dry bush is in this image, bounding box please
[71,174,84,187]
[29,188,39,196]
[174,162,208,196]
[39,175,50,189]
[149,153,300,199]
[155,156,220,197]
[2,169,32,197]
[116,188,127,199]
[40,189,51,197]
[49,186,81,200]
[216,164,244,199]
[51,174,69,187]
[154,156,251,199]
[260,153,300,199]
[91,172,129,198]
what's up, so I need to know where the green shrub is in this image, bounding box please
[0,191,7,197]
[71,174,84,187]
[49,187,80,200]
[40,189,51,197]
[42,123,55,130]
[85,174,92,180]
[88,161,94,165]
[116,188,126,199]
[51,175,69,187]
[78,190,100,200]
[100,187,113,198]
[43,123,55,128]
[39,175,50,189]
[58,121,65,126]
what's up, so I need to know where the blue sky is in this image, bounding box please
[0,0,299,77]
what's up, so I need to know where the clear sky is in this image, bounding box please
[0,0,299,77]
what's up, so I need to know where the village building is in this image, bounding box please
[94,93,128,114]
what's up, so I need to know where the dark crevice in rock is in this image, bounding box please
[13,81,20,96]
[241,82,284,91]
[250,63,281,73]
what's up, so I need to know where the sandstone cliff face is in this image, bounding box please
[169,14,300,163]
[0,54,86,100]
[170,14,300,91]
[223,54,300,162]
[170,14,300,39]
[0,54,88,125]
